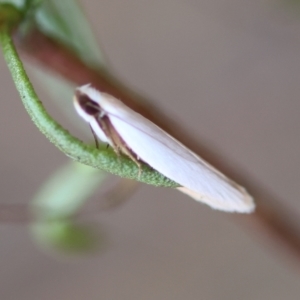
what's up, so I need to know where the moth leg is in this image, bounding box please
[120,146,142,179]
[129,155,142,180]
[89,124,99,149]
[137,165,142,179]
[111,144,121,157]
[135,159,142,180]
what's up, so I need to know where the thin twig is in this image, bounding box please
[13,28,300,265]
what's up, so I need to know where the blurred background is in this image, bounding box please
[1,0,300,299]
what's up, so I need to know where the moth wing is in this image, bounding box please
[78,87,254,213]
[106,105,254,213]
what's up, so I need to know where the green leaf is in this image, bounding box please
[22,0,107,129]
[30,162,107,255]
[0,3,22,29]
[31,220,103,255]
[35,0,104,67]
[0,1,24,9]
[31,162,107,220]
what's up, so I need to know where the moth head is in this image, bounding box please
[74,87,105,122]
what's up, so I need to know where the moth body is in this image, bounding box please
[74,84,255,213]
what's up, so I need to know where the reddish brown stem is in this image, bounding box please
[12,28,300,265]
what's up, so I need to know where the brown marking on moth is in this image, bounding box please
[96,114,142,177]
[75,90,101,117]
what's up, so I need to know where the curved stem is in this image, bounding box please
[0,28,177,188]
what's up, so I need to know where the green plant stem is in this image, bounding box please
[0,28,177,188]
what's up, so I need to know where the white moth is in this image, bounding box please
[74,84,255,213]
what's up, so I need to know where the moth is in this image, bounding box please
[74,84,255,213]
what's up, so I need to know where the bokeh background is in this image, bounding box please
[1,0,300,299]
